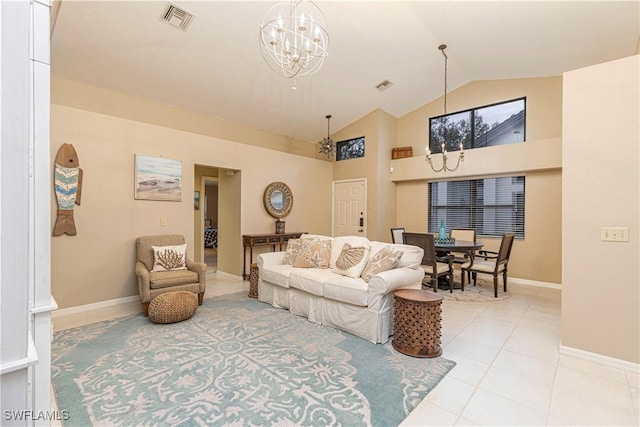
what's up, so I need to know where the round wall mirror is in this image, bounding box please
[263,182,293,219]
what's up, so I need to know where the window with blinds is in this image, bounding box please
[428,176,525,238]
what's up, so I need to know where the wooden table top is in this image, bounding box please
[393,288,443,303]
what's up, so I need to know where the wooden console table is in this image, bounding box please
[242,232,304,279]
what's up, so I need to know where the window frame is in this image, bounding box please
[335,136,365,161]
[429,97,526,154]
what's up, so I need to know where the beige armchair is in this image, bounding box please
[135,234,206,316]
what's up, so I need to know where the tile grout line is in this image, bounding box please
[453,288,545,425]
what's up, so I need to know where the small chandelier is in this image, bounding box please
[318,114,335,158]
[426,44,464,173]
[259,1,329,80]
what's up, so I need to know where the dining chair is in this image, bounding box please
[450,228,477,282]
[390,227,405,244]
[461,233,515,297]
[403,232,454,293]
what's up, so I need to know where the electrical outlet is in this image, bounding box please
[600,227,629,242]
[160,217,167,227]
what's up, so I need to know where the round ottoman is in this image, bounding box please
[148,291,198,324]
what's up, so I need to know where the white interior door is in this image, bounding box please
[333,179,367,237]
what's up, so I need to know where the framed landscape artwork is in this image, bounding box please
[134,154,182,201]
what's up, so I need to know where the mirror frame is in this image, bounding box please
[263,182,293,219]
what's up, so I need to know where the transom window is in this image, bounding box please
[336,136,365,161]
[429,97,526,154]
[428,176,525,238]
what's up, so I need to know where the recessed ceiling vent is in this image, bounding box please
[160,3,194,31]
[375,79,394,91]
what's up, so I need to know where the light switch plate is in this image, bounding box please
[600,227,629,242]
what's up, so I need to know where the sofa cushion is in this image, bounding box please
[330,236,370,268]
[360,246,403,282]
[393,244,424,269]
[149,269,198,289]
[261,264,294,287]
[293,239,332,268]
[332,243,370,278]
[289,268,337,296]
[322,275,369,307]
[280,238,301,265]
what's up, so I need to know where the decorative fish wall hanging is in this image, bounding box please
[53,143,83,236]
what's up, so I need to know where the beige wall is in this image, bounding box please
[394,77,563,284]
[51,101,332,309]
[562,55,639,363]
[397,77,563,156]
[394,170,562,284]
[51,75,319,159]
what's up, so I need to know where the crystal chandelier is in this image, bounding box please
[259,1,330,80]
[318,114,335,158]
[426,44,464,173]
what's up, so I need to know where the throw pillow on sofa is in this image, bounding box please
[151,244,187,272]
[332,243,370,278]
[329,235,370,268]
[280,239,301,265]
[293,239,332,268]
[360,246,403,282]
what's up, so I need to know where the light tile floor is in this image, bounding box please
[52,270,639,427]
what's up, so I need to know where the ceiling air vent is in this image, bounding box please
[160,3,194,31]
[375,79,393,91]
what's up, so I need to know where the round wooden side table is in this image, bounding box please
[392,289,444,358]
[248,263,259,298]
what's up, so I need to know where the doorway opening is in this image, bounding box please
[203,178,218,270]
[194,164,243,278]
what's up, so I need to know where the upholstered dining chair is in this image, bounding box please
[135,234,207,316]
[390,227,405,244]
[450,228,477,282]
[403,232,454,292]
[461,233,515,297]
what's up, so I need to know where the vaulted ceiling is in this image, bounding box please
[51,1,639,143]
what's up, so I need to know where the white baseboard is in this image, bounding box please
[54,271,245,318]
[52,295,140,318]
[510,277,562,290]
[560,344,640,374]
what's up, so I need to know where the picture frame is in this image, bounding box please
[134,154,182,201]
[194,191,200,210]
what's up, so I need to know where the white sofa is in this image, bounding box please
[257,234,425,344]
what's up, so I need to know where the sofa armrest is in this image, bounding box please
[135,261,151,303]
[186,258,207,292]
[186,258,207,275]
[368,266,424,296]
[257,251,285,270]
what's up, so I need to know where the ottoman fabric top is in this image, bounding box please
[148,291,198,324]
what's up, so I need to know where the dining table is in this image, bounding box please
[434,239,484,289]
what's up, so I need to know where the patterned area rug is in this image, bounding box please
[423,271,512,302]
[52,292,456,427]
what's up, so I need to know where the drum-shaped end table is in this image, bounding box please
[392,289,443,358]
[248,263,259,298]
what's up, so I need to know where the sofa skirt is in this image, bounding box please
[258,279,290,309]
[259,279,394,344]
